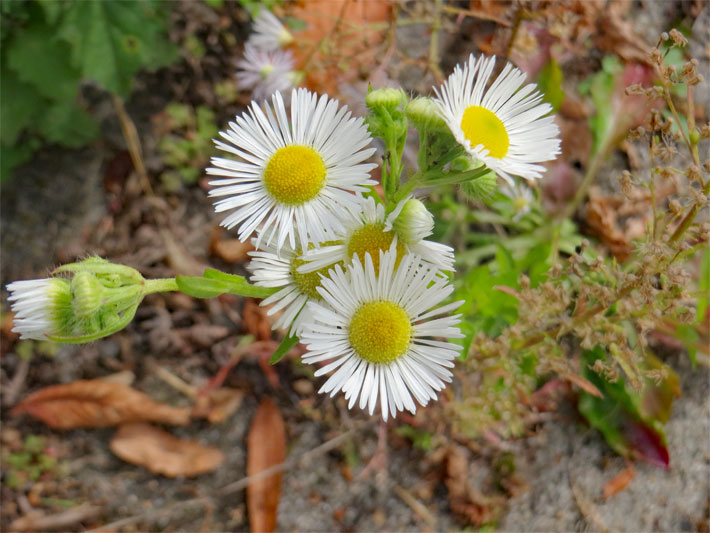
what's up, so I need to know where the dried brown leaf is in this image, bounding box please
[110,422,224,477]
[602,462,636,499]
[243,299,272,341]
[210,227,255,263]
[247,398,286,533]
[11,380,192,429]
[192,387,245,424]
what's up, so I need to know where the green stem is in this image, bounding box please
[144,278,179,294]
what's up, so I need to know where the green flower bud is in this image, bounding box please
[689,126,701,146]
[406,97,448,132]
[461,169,498,203]
[393,198,435,244]
[366,87,406,112]
[7,278,73,340]
[71,271,104,319]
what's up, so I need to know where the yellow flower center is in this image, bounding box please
[263,145,326,205]
[513,195,530,211]
[460,106,509,159]
[349,301,412,364]
[290,242,341,300]
[347,223,406,273]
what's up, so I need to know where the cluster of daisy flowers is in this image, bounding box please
[206,54,560,420]
[7,53,559,421]
[236,9,303,101]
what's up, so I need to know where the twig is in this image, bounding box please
[442,5,511,26]
[110,93,154,198]
[393,483,437,529]
[91,426,366,531]
[4,357,29,405]
[428,0,444,83]
[10,503,101,532]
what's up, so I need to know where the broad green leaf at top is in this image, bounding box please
[58,0,178,97]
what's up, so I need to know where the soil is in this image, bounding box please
[1,1,708,532]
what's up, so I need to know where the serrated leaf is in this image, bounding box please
[175,276,229,298]
[6,16,80,101]
[1,141,38,182]
[42,102,100,147]
[0,67,44,145]
[58,0,177,96]
[269,333,299,365]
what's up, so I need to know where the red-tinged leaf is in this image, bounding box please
[11,380,192,428]
[247,398,286,533]
[564,373,602,398]
[602,462,635,500]
[620,417,670,469]
[110,422,224,477]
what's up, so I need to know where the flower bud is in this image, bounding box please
[405,97,448,131]
[393,198,435,243]
[8,257,148,343]
[7,278,72,340]
[70,271,104,319]
[365,88,406,112]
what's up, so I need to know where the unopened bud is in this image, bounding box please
[392,198,435,243]
[405,97,448,131]
[71,271,104,319]
[366,87,406,112]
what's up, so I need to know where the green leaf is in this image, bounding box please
[42,102,100,147]
[537,58,565,111]
[6,14,80,101]
[578,346,673,469]
[0,67,44,145]
[203,269,278,298]
[697,245,710,323]
[1,141,39,182]
[269,332,299,364]
[175,276,228,298]
[58,0,178,97]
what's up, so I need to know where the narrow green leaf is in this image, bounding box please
[269,333,299,365]
[697,245,710,323]
[175,276,228,298]
[537,58,565,111]
[203,269,278,298]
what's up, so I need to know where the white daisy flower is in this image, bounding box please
[237,45,296,101]
[207,89,377,253]
[247,239,341,335]
[501,182,535,220]
[7,278,72,340]
[247,9,293,51]
[298,195,455,275]
[434,54,561,183]
[300,250,464,421]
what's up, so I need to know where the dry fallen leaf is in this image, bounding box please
[602,462,636,499]
[287,0,392,95]
[11,380,192,429]
[247,398,286,533]
[110,422,224,477]
[192,387,245,424]
[243,299,272,342]
[210,226,255,263]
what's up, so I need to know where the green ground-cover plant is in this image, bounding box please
[0,0,177,181]
[448,31,708,466]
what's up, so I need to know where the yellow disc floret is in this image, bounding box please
[460,106,509,159]
[349,300,412,364]
[264,145,326,205]
[347,223,406,273]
